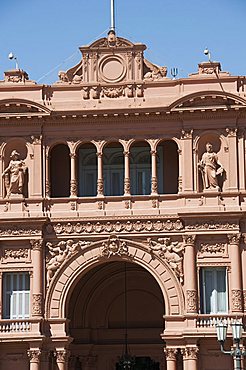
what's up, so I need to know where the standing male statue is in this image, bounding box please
[198,143,224,191]
[2,150,26,198]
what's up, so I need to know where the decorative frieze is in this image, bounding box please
[148,237,184,282]
[231,289,243,311]
[186,289,197,313]
[0,225,41,237]
[49,218,184,236]
[198,242,227,258]
[101,235,129,258]
[2,248,29,261]
[186,220,239,231]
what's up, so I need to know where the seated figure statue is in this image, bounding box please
[2,150,26,198]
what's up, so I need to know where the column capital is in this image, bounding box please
[150,149,157,156]
[27,349,41,363]
[164,347,177,361]
[30,239,43,251]
[55,349,70,363]
[181,346,199,360]
[227,233,241,245]
[183,234,196,245]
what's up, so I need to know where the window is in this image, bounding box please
[200,267,228,314]
[3,272,30,319]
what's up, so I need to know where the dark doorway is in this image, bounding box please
[116,356,160,370]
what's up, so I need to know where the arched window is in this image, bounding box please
[157,140,179,194]
[103,143,124,196]
[50,144,70,197]
[130,142,151,195]
[77,143,97,197]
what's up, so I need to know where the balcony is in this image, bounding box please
[0,319,43,341]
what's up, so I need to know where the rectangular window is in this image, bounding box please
[3,272,30,319]
[200,267,228,314]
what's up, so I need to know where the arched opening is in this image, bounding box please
[130,142,151,195]
[157,140,179,194]
[50,144,70,197]
[77,143,97,197]
[67,261,165,369]
[103,142,124,196]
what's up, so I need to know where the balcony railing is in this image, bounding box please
[0,319,42,337]
[196,315,243,329]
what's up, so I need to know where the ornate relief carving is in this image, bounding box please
[3,248,29,260]
[124,178,131,194]
[231,289,243,311]
[151,177,158,193]
[101,235,129,258]
[164,348,177,361]
[50,218,184,235]
[152,198,158,208]
[32,293,43,316]
[243,290,246,311]
[227,233,241,245]
[148,237,184,282]
[186,289,197,312]
[181,129,193,139]
[143,59,167,81]
[0,225,41,236]
[198,242,226,255]
[70,179,77,196]
[30,239,43,251]
[46,239,91,287]
[226,127,238,137]
[27,350,41,363]
[97,179,104,195]
[186,220,238,231]
[102,86,124,98]
[181,347,199,360]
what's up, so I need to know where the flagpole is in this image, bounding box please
[110,0,115,32]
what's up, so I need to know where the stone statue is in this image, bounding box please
[198,143,224,191]
[148,237,184,282]
[144,59,167,81]
[2,150,26,198]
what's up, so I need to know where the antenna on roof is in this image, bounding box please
[110,0,116,32]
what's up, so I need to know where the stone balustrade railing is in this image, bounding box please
[196,315,243,328]
[0,319,42,336]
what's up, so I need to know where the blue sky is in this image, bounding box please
[0,0,245,84]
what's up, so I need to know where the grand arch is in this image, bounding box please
[45,237,185,320]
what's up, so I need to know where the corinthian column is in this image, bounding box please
[27,349,41,370]
[97,152,104,196]
[55,349,70,370]
[151,149,158,195]
[181,346,199,370]
[30,239,43,317]
[164,348,177,370]
[70,152,77,197]
[183,235,197,313]
[228,234,243,312]
[124,151,131,195]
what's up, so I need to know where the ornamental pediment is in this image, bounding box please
[170,91,246,112]
[0,99,51,117]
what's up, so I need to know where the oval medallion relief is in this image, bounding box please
[99,56,126,83]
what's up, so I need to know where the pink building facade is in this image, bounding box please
[0,31,246,369]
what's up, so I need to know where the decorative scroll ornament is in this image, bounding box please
[148,237,184,282]
[186,289,197,313]
[32,293,43,316]
[231,289,243,311]
[164,348,177,361]
[46,239,91,287]
[101,235,129,258]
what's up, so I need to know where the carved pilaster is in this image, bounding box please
[186,289,197,313]
[32,293,43,316]
[231,289,243,311]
